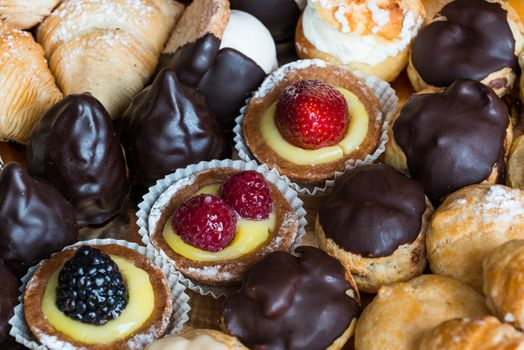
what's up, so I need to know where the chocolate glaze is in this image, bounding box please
[412,0,517,87]
[230,0,301,42]
[318,164,426,258]
[121,68,229,188]
[0,163,77,275]
[0,262,18,345]
[222,246,360,350]
[27,93,128,225]
[393,80,509,203]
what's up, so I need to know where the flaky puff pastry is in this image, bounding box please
[0,0,59,29]
[484,240,524,330]
[0,22,62,144]
[419,316,524,350]
[427,184,524,292]
[37,0,184,118]
[354,275,489,350]
[146,329,248,350]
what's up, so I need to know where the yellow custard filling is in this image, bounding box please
[42,256,155,345]
[260,87,370,165]
[163,184,276,262]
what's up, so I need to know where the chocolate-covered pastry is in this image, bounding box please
[26,93,128,225]
[221,246,360,350]
[0,163,77,274]
[409,0,523,96]
[0,261,18,345]
[121,68,229,188]
[387,80,511,203]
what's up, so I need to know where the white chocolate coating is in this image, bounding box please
[145,335,228,350]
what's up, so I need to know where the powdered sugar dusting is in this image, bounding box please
[481,186,524,224]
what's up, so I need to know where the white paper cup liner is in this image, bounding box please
[233,58,399,196]
[136,159,308,298]
[9,238,191,350]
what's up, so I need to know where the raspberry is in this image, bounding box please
[172,194,237,252]
[220,171,273,220]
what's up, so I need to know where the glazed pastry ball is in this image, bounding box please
[426,184,524,291]
[354,274,489,350]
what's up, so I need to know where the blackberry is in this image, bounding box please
[56,246,128,325]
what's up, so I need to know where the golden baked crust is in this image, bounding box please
[419,316,524,350]
[315,198,433,293]
[354,275,490,350]
[407,0,524,96]
[484,240,524,330]
[0,21,62,144]
[176,328,248,349]
[426,184,524,291]
[243,62,382,185]
[0,0,59,29]
[24,244,173,350]
[151,168,300,287]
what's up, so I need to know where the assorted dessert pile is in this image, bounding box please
[0,0,524,349]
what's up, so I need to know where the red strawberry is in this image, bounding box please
[275,79,350,149]
[220,171,273,220]
[172,194,237,252]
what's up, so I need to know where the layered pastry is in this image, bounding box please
[0,261,18,346]
[146,329,247,350]
[27,93,128,226]
[37,0,183,118]
[426,184,524,291]
[0,162,77,275]
[419,316,524,350]
[159,0,278,132]
[0,0,60,29]
[242,60,382,185]
[409,0,524,96]
[121,68,229,188]
[484,240,524,330]
[221,246,361,350]
[316,164,432,293]
[296,0,425,82]
[355,275,489,350]
[385,79,512,204]
[148,168,299,286]
[24,244,173,349]
[0,21,62,144]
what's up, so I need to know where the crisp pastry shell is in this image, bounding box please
[0,0,60,29]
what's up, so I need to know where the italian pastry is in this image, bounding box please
[409,0,524,96]
[24,244,173,349]
[221,246,361,350]
[37,0,184,118]
[354,275,489,350]
[0,21,62,144]
[146,329,247,350]
[296,0,426,82]
[0,162,77,275]
[419,316,524,350]
[0,0,60,29]
[316,164,432,293]
[385,79,512,203]
[148,168,299,286]
[484,239,524,330]
[427,184,524,291]
[242,59,382,185]
[0,261,18,346]
[159,0,278,132]
[507,135,524,190]
[27,93,129,226]
[121,68,229,188]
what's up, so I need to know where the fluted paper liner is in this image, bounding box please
[9,239,191,350]
[233,59,399,196]
[136,159,308,298]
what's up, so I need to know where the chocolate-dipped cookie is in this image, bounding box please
[121,68,229,188]
[408,0,524,96]
[221,246,360,350]
[27,93,128,225]
[0,163,77,275]
[0,261,18,345]
[385,79,512,204]
[316,164,432,293]
[158,0,278,132]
